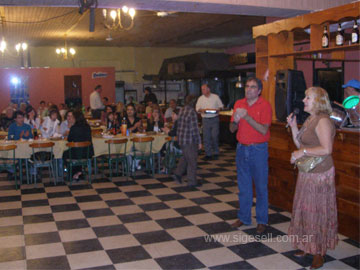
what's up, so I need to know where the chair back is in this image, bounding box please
[105,139,128,156]
[0,144,17,161]
[131,136,154,156]
[29,142,55,162]
[66,141,91,160]
[0,144,17,151]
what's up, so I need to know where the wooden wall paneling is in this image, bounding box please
[267,122,360,240]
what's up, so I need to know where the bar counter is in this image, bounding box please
[220,114,360,241]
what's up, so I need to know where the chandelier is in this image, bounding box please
[55,43,76,60]
[102,6,136,31]
[15,42,28,53]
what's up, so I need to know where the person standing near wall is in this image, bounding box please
[143,87,158,105]
[229,77,272,235]
[90,85,105,119]
[196,83,223,160]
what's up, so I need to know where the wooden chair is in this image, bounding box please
[163,136,182,174]
[130,136,155,177]
[102,138,129,180]
[0,144,19,189]
[28,142,56,186]
[65,141,92,184]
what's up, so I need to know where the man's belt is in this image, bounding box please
[240,142,265,147]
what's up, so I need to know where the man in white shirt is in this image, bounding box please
[196,83,223,160]
[90,85,105,119]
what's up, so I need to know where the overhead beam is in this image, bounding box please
[0,0,356,17]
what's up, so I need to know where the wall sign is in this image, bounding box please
[92,72,108,79]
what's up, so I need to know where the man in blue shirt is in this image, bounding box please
[8,111,33,140]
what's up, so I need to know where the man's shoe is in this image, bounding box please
[172,174,182,184]
[256,224,266,234]
[294,251,307,258]
[203,156,212,161]
[213,155,219,160]
[231,219,245,228]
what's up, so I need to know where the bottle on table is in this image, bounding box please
[33,129,38,140]
[352,20,359,44]
[336,23,344,46]
[121,117,127,136]
[322,25,329,48]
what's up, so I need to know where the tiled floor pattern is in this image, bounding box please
[0,146,358,270]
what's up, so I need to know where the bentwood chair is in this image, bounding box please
[163,136,182,174]
[102,139,129,180]
[160,136,172,173]
[28,142,56,186]
[65,141,92,184]
[0,144,19,189]
[130,136,155,177]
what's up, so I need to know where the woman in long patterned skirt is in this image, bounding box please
[287,86,338,269]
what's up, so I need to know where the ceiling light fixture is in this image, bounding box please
[55,41,76,60]
[102,6,136,31]
[0,38,6,53]
[15,42,28,53]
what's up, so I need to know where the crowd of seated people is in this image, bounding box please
[0,97,183,139]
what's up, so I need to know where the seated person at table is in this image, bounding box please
[0,107,15,131]
[101,105,114,126]
[116,102,125,118]
[59,110,75,137]
[135,103,145,119]
[40,109,61,138]
[124,104,142,133]
[164,99,178,122]
[8,111,33,140]
[19,102,27,114]
[63,111,94,180]
[106,112,120,132]
[146,107,164,132]
[145,101,153,118]
[163,110,180,150]
[25,106,41,130]
[59,103,67,120]
[37,100,48,120]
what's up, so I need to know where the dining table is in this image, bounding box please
[0,132,170,183]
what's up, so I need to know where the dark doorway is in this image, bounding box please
[314,68,344,104]
[64,75,82,109]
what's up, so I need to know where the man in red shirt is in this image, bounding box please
[229,77,272,234]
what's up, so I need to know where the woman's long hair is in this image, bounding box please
[149,105,164,125]
[25,106,38,120]
[73,110,87,126]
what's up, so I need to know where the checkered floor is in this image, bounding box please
[0,145,358,270]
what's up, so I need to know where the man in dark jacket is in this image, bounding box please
[172,95,202,187]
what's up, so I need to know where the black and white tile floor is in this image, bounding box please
[0,146,358,269]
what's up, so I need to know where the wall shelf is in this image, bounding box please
[270,43,360,58]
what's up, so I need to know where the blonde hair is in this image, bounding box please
[306,86,332,115]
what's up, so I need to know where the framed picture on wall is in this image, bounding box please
[124,90,137,104]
